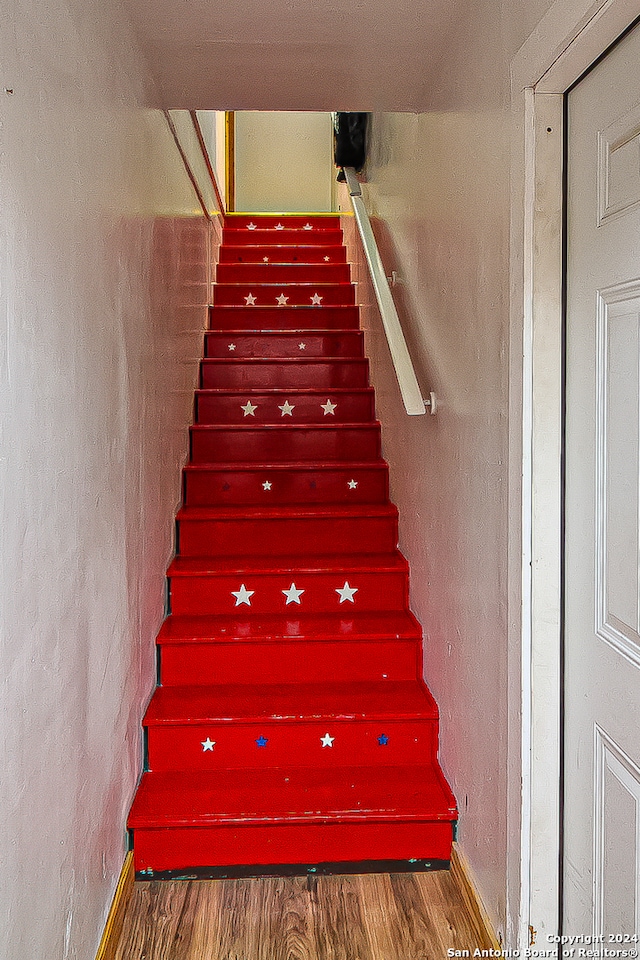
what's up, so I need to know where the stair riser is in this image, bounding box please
[200,360,369,390]
[159,639,419,686]
[209,305,361,330]
[169,570,409,616]
[226,215,341,230]
[190,426,381,464]
[213,286,355,307]
[216,264,351,284]
[204,332,364,359]
[132,820,454,873]
[183,467,389,506]
[219,246,347,264]
[146,721,437,772]
[177,515,398,558]
[223,229,344,246]
[195,391,375,425]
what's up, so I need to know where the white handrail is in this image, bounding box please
[343,167,429,416]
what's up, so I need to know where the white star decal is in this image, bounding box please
[310,293,323,305]
[262,481,272,490]
[275,223,285,231]
[244,293,257,305]
[263,257,270,263]
[201,738,216,751]
[321,733,335,747]
[303,223,313,230]
[246,222,257,230]
[232,583,254,606]
[228,343,236,352]
[276,293,289,305]
[324,256,330,262]
[241,400,257,417]
[321,399,337,415]
[282,582,305,605]
[336,581,358,603]
[298,342,306,351]
[278,400,295,416]
[348,479,358,489]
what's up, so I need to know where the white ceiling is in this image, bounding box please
[122,0,463,111]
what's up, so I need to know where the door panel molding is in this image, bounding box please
[593,725,640,936]
[596,281,640,668]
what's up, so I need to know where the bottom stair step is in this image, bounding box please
[128,765,458,872]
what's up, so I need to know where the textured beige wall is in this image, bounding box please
[235,111,333,212]
[0,2,211,958]
[338,0,556,943]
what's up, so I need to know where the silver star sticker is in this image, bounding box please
[303,223,313,230]
[241,400,257,417]
[201,738,216,751]
[348,479,358,489]
[321,399,337,415]
[278,400,295,416]
[231,583,254,606]
[310,293,323,305]
[247,222,257,230]
[275,223,285,230]
[276,293,289,305]
[324,256,330,262]
[228,343,236,352]
[321,733,335,747]
[282,582,305,605]
[298,342,306,350]
[263,256,270,263]
[336,581,358,603]
[244,293,257,305]
[262,481,272,490]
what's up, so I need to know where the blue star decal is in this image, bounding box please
[378,734,389,746]
[256,736,268,748]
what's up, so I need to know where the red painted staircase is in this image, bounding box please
[128,213,457,877]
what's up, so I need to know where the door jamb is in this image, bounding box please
[511,0,640,947]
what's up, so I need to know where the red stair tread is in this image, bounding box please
[167,552,408,577]
[176,503,397,521]
[144,681,439,724]
[128,765,458,827]
[184,460,387,473]
[157,610,422,644]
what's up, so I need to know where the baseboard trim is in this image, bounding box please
[95,851,135,960]
[450,843,501,950]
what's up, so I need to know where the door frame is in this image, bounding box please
[510,0,640,947]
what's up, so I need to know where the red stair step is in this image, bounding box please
[223,223,343,243]
[144,681,439,772]
[195,388,375,425]
[212,283,355,307]
[226,214,341,230]
[219,245,347,264]
[189,423,380,464]
[183,462,389,506]
[200,358,369,390]
[167,552,410,616]
[128,765,458,872]
[157,611,422,685]
[216,262,351,284]
[175,504,398,557]
[209,305,361,330]
[204,330,364,359]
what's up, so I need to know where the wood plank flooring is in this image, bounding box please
[114,869,494,960]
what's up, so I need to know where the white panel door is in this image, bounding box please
[565,22,640,936]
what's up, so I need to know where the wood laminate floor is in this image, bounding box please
[114,869,494,960]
